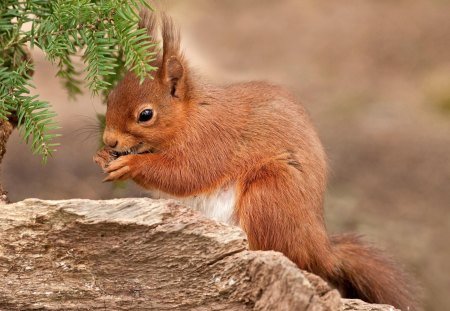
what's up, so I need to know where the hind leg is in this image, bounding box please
[235,159,338,278]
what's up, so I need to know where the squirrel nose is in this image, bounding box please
[103,132,118,149]
[107,139,118,148]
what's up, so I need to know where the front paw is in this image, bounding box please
[93,147,116,171]
[103,155,136,182]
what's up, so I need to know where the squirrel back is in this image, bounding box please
[95,10,417,310]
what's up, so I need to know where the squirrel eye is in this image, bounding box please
[138,109,153,123]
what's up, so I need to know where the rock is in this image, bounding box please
[0,198,399,310]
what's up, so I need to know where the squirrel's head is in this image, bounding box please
[103,11,190,154]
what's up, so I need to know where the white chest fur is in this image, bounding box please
[148,184,237,225]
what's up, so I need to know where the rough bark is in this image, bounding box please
[0,198,399,310]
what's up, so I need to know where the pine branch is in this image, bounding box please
[0,61,59,162]
[0,0,158,161]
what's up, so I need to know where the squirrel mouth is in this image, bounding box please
[112,145,155,158]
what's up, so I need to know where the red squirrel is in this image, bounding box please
[94,10,415,310]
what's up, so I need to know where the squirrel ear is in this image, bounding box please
[158,13,188,99]
[165,55,185,98]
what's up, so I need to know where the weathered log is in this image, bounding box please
[0,198,399,310]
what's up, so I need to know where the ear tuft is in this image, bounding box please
[160,13,180,59]
[138,8,158,39]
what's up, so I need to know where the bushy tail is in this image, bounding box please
[330,234,417,311]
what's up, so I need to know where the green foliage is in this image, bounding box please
[0,0,157,162]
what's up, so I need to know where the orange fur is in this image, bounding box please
[95,11,417,310]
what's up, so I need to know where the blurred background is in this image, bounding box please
[3,1,449,309]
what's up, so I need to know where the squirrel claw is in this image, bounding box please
[103,161,131,182]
